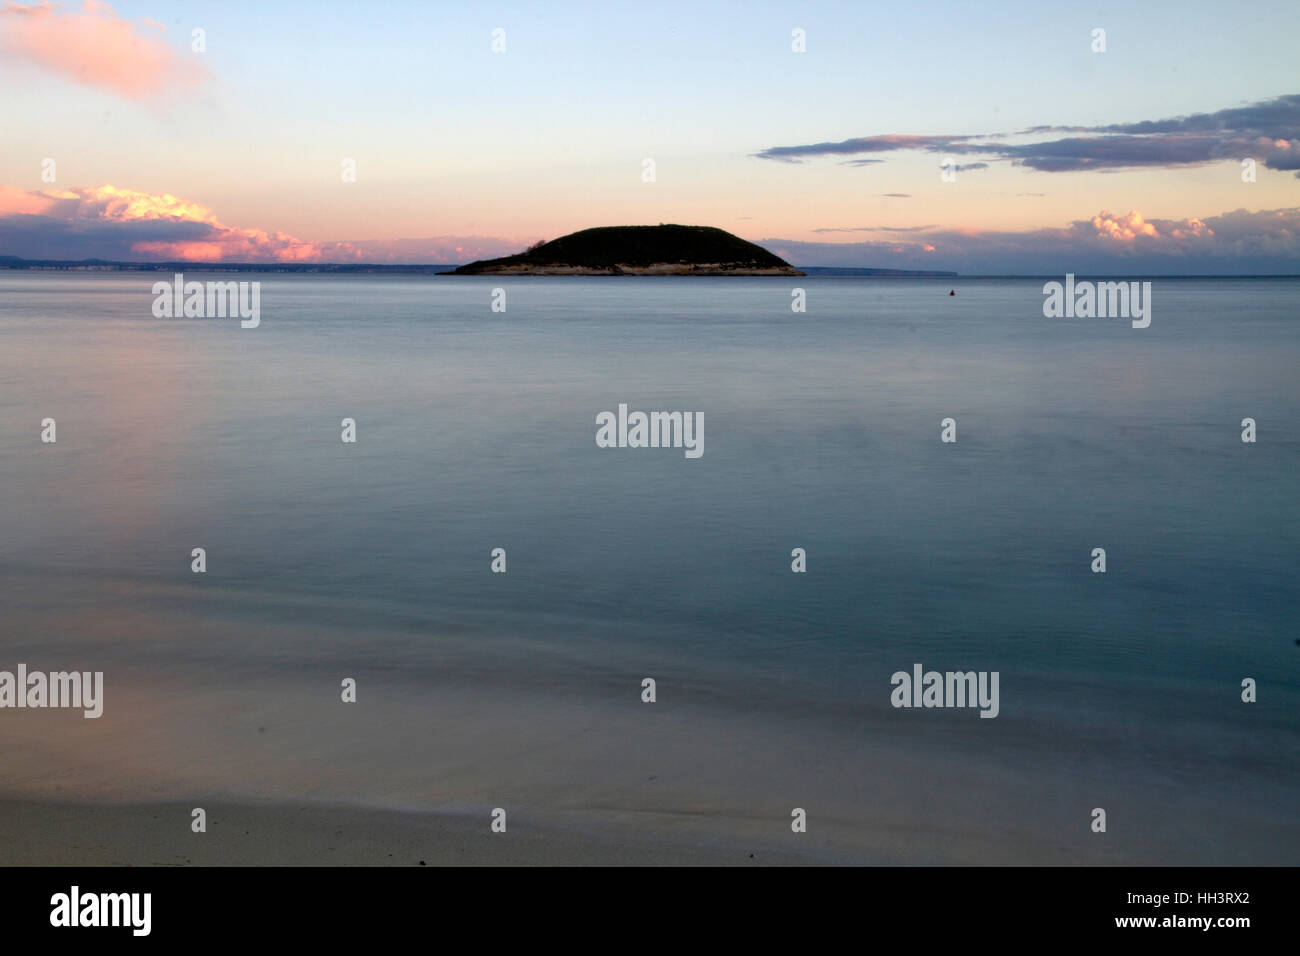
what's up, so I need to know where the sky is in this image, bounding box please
[1,0,1298,273]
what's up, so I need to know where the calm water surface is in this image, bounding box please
[0,273,1295,862]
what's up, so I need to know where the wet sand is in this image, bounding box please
[0,798,820,866]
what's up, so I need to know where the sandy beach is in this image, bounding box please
[0,799,828,867]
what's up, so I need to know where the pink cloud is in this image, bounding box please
[0,183,58,215]
[0,184,360,262]
[768,206,1298,272]
[0,183,537,263]
[1090,210,1161,241]
[0,0,208,101]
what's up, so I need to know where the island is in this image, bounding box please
[0,241,957,277]
[446,225,806,276]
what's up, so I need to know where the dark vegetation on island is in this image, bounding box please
[448,225,806,275]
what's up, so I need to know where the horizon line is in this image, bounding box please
[5,257,1300,280]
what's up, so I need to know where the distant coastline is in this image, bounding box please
[797,266,958,277]
[6,258,1299,278]
[0,255,953,277]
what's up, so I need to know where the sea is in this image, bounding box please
[0,271,1296,863]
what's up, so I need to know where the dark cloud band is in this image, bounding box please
[756,94,1300,176]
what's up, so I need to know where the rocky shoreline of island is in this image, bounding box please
[446,262,805,276]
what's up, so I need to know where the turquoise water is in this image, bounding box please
[0,272,1296,863]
